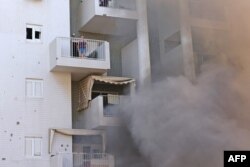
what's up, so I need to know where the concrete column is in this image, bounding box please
[179,0,196,82]
[136,0,152,86]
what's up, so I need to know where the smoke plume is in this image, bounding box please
[123,63,250,167]
[119,0,250,167]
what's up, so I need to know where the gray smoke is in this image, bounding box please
[117,0,250,167]
[122,63,250,167]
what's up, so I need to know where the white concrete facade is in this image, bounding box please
[0,0,72,167]
[74,96,121,130]
[1,0,151,167]
[71,0,151,85]
[76,0,138,36]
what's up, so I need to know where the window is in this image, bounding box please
[26,79,44,98]
[26,24,42,42]
[25,137,42,158]
[164,31,181,53]
[26,28,32,39]
[35,31,41,39]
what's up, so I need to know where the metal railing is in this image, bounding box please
[58,37,106,61]
[99,0,136,10]
[51,153,114,167]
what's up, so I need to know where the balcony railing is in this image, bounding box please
[99,0,136,10]
[51,153,115,167]
[59,37,106,61]
[50,37,110,77]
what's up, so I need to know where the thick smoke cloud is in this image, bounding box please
[123,63,250,167]
[118,0,250,167]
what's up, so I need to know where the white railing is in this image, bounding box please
[51,153,115,167]
[99,0,136,10]
[58,37,106,61]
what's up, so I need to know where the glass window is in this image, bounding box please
[26,79,44,98]
[26,24,42,42]
[25,137,42,158]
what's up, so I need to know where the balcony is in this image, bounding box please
[51,153,115,167]
[99,0,137,10]
[50,37,110,81]
[82,95,123,130]
[78,0,138,36]
[75,75,135,129]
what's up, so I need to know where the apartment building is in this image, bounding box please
[0,0,150,167]
[147,0,230,81]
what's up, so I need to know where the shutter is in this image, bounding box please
[34,81,43,97]
[26,80,33,97]
[34,138,42,156]
[25,138,33,157]
[34,26,42,41]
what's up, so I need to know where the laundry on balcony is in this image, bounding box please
[77,75,135,111]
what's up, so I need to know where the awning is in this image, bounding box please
[77,75,135,111]
[49,128,106,154]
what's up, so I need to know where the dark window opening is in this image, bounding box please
[164,31,181,53]
[103,95,109,107]
[35,31,41,39]
[26,28,32,39]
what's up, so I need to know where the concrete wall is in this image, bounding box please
[157,0,180,58]
[146,0,162,82]
[72,81,100,130]
[136,0,151,85]
[70,0,138,36]
[111,0,137,10]
[76,0,96,35]
[0,0,72,167]
[70,0,81,36]
[95,0,138,19]
[155,0,185,77]
[73,95,120,130]
[161,45,184,76]
[83,97,102,130]
[108,42,123,77]
[121,39,139,82]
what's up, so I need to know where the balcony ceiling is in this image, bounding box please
[52,66,107,81]
[80,16,137,37]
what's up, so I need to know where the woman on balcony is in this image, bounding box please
[78,36,87,58]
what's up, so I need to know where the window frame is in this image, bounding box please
[26,24,42,43]
[25,137,42,158]
[25,79,44,98]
